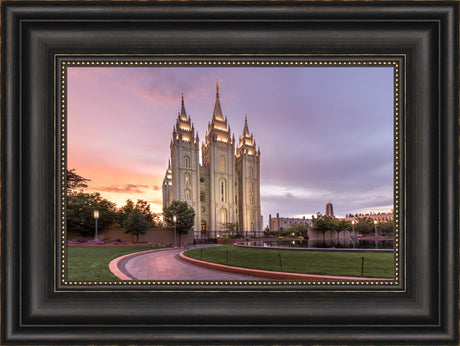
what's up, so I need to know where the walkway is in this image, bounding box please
[116,246,260,280]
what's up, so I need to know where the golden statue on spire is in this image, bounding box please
[216,80,219,95]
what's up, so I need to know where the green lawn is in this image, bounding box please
[66,246,162,281]
[184,246,394,278]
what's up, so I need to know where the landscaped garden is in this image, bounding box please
[184,245,394,278]
[66,245,163,281]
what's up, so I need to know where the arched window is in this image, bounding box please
[249,182,253,193]
[185,173,190,185]
[220,178,226,202]
[248,167,254,177]
[219,155,226,172]
[250,209,254,220]
[221,208,227,225]
[249,195,254,205]
[251,222,255,233]
[184,156,190,168]
[185,189,191,200]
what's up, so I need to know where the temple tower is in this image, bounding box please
[236,116,262,235]
[162,95,201,233]
[201,83,238,236]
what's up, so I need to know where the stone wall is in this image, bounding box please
[308,229,352,241]
[67,227,195,244]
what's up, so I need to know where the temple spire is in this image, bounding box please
[204,83,231,145]
[242,115,250,137]
[180,93,187,120]
[212,83,224,121]
[237,115,256,156]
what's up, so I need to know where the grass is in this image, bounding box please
[184,246,394,278]
[66,245,162,281]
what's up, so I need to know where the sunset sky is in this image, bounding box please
[67,66,394,223]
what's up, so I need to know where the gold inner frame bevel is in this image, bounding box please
[57,57,403,290]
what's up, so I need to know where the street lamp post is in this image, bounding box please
[352,220,355,238]
[93,210,99,241]
[173,215,177,247]
[374,220,378,237]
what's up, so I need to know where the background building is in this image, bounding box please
[268,213,312,232]
[325,202,334,217]
[342,211,394,223]
[163,85,263,240]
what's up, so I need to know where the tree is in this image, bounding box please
[118,199,157,227]
[163,200,195,243]
[116,199,135,225]
[121,199,135,214]
[354,217,375,235]
[66,169,91,192]
[377,220,394,235]
[123,209,150,241]
[222,222,239,238]
[336,219,352,242]
[263,226,270,237]
[287,223,310,239]
[67,191,117,237]
[135,199,154,226]
[312,214,337,243]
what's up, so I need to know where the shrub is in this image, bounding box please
[221,237,231,244]
[245,236,251,241]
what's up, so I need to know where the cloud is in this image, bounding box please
[147,199,163,205]
[153,186,161,191]
[92,184,149,194]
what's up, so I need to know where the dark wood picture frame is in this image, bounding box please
[1,1,458,345]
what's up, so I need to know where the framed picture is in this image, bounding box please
[2,1,458,345]
[64,61,397,284]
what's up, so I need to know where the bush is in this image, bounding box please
[278,236,284,241]
[245,236,251,241]
[221,237,231,244]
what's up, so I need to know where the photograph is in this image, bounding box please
[2,1,457,345]
[65,63,396,283]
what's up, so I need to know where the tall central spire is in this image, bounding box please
[180,93,187,121]
[203,83,232,149]
[212,82,224,121]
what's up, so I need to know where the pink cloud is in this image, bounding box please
[92,184,149,194]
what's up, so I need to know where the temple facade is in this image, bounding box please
[163,84,263,240]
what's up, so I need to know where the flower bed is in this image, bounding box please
[67,241,173,247]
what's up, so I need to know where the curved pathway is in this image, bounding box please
[116,246,260,280]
